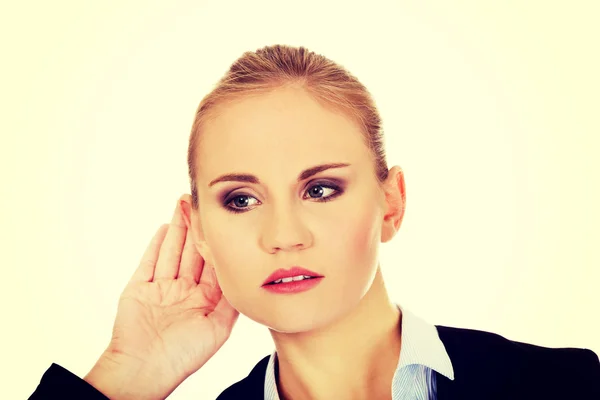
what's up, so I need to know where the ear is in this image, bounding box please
[179,194,215,265]
[380,166,406,243]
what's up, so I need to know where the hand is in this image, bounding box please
[85,199,239,399]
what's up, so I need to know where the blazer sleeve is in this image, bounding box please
[29,363,109,400]
[525,345,600,398]
[578,348,600,397]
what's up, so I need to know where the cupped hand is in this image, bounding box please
[103,199,239,393]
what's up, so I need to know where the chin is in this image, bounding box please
[263,314,333,334]
[226,276,375,334]
[238,303,336,334]
[251,299,366,335]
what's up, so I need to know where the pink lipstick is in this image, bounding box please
[261,266,324,294]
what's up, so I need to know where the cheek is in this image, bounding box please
[350,211,380,267]
[203,219,259,298]
[328,201,381,270]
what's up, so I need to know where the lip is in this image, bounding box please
[262,266,323,286]
[262,276,324,294]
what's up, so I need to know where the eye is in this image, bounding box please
[223,182,343,214]
[224,194,259,214]
[303,184,339,200]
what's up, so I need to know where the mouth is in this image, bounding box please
[265,275,320,285]
[262,266,323,286]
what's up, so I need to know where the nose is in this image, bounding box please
[260,204,313,254]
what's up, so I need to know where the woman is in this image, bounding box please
[30,45,599,400]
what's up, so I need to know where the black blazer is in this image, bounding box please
[30,325,600,399]
[216,325,600,400]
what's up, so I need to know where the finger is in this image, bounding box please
[176,225,204,283]
[154,201,187,280]
[130,224,169,284]
[199,262,218,289]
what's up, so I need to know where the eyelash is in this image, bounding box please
[222,183,343,214]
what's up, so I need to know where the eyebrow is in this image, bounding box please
[208,162,351,187]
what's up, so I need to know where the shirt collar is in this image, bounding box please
[263,304,455,399]
[395,305,454,380]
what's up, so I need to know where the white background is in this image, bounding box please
[2,1,599,399]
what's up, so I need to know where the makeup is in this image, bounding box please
[220,181,344,214]
[262,276,324,294]
[261,266,324,294]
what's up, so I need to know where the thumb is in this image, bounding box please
[201,265,219,289]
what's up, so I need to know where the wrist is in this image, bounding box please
[84,350,177,400]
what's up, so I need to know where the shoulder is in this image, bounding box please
[435,324,599,368]
[216,355,270,400]
[435,325,600,398]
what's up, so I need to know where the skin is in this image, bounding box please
[180,84,406,399]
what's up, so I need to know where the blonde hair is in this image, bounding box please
[187,44,389,209]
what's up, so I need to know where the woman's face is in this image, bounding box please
[191,85,394,333]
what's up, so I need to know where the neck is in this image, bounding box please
[268,267,402,400]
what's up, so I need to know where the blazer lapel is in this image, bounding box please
[434,325,513,400]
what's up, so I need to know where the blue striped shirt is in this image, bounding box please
[263,305,455,399]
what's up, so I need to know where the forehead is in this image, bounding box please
[197,86,370,182]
